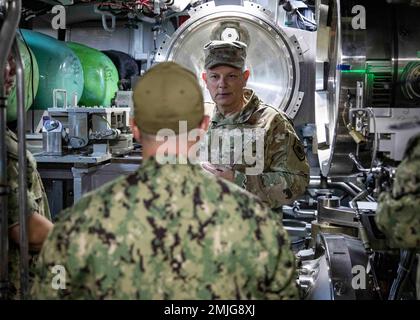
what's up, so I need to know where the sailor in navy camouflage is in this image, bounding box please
[376,133,420,248]
[31,62,298,299]
[375,133,420,299]
[3,53,53,299]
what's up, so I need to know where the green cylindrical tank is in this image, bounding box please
[7,36,39,122]
[67,42,119,107]
[20,29,84,109]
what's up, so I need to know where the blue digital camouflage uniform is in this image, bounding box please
[205,89,310,209]
[6,128,51,299]
[31,156,298,299]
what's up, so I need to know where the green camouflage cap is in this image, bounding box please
[204,40,247,70]
[133,62,204,135]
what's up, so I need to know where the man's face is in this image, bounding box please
[3,54,16,96]
[203,65,249,111]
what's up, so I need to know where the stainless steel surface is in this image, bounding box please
[42,131,62,155]
[109,134,134,156]
[318,195,340,208]
[13,38,29,299]
[299,255,333,300]
[71,166,98,203]
[44,106,133,157]
[311,220,358,246]
[328,182,359,198]
[0,0,21,300]
[347,182,375,202]
[69,112,89,149]
[317,195,359,228]
[309,177,365,198]
[315,0,420,176]
[315,0,358,177]
[156,1,307,119]
[282,205,316,219]
[53,89,67,108]
[283,219,311,239]
[371,108,420,161]
[33,153,112,164]
[48,107,131,114]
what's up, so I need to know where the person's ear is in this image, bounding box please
[201,72,207,84]
[243,69,250,82]
[130,118,141,142]
[200,115,210,132]
[8,54,16,77]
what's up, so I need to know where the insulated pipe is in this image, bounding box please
[13,38,29,300]
[0,0,21,300]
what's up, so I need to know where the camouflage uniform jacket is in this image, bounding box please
[5,128,51,299]
[376,133,420,249]
[31,156,298,299]
[205,89,309,209]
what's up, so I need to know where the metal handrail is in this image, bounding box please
[13,37,29,300]
[0,0,22,300]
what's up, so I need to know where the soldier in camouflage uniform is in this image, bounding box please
[375,133,420,299]
[2,53,53,299]
[6,129,53,299]
[201,41,309,209]
[31,62,298,299]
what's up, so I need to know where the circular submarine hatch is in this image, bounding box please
[156,1,304,118]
